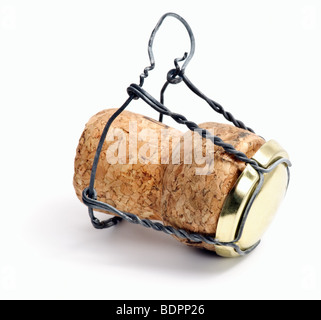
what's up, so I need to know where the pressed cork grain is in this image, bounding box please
[162,122,265,251]
[74,109,265,251]
[74,109,182,220]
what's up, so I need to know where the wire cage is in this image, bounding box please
[81,13,292,257]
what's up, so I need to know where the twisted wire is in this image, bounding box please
[140,12,195,87]
[180,73,254,132]
[140,64,155,87]
[127,83,258,167]
[83,158,291,255]
[83,188,239,248]
[88,95,135,196]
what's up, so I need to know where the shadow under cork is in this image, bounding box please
[26,197,248,278]
[103,220,246,276]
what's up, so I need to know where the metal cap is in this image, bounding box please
[215,140,290,257]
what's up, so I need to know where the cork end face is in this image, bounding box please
[215,140,290,258]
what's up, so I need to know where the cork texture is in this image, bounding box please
[73,109,183,220]
[161,122,265,251]
[74,109,265,251]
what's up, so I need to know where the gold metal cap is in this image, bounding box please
[215,140,291,258]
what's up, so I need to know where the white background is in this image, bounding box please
[1,0,320,300]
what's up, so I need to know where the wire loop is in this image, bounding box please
[140,13,195,86]
[167,69,183,84]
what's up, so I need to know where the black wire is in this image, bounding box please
[181,73,255,133]
[88,95,135,198]
[127,83,258,167]
[82,186,261,256]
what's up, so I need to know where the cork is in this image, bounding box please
[74,109,265,251]
[73,109,183,220]
[162,122,265,251]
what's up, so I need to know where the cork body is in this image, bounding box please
[74,109,182,220]
[74,109,265,251]
[162,123,265,251]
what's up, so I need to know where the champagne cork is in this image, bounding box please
[74,109,265,251]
